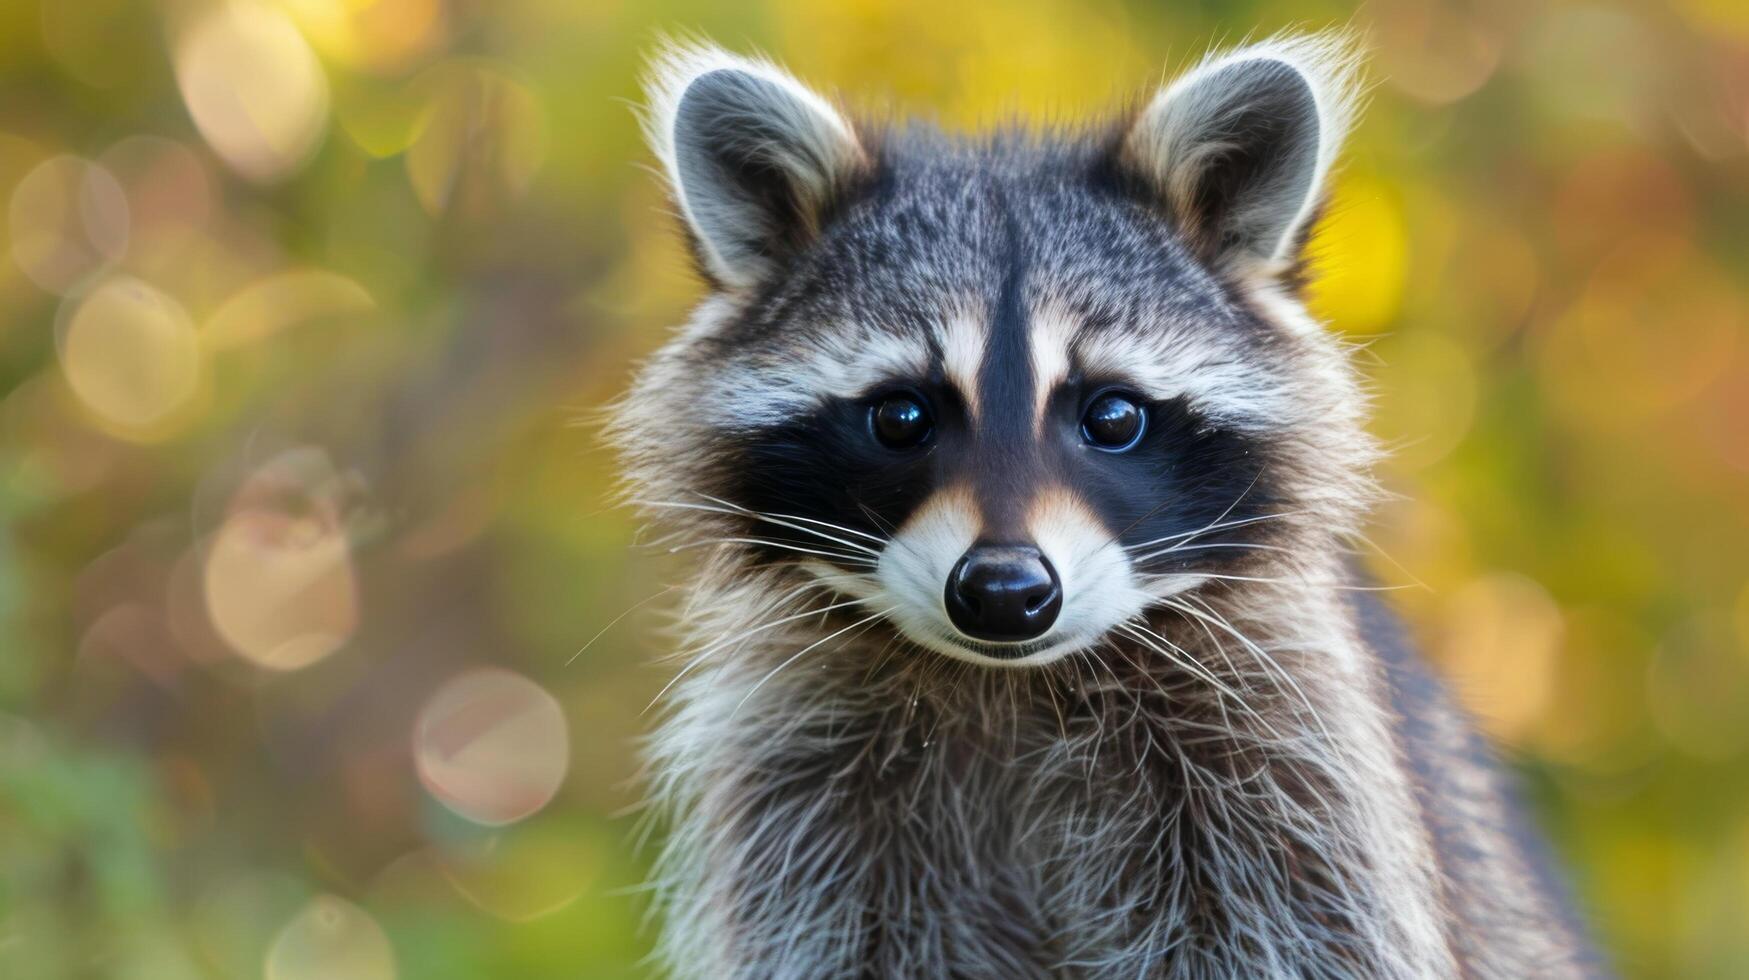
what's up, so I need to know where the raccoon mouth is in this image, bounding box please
[903,622,1087,667]
[940,633,1055,661]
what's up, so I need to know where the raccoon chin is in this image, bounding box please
[910,628,1068,669]
[892,605,1140,670]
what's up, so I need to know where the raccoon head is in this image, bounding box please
[616,36,1378,668]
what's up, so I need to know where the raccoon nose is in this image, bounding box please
[944,544,1063,643]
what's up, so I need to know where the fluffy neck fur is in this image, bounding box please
[644,551,1459,978]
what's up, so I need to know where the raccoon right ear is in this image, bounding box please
[643,43,868,290]
[1119,34,1362,280]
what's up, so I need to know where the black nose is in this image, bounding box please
[944,544,1063,643]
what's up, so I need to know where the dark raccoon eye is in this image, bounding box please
[871,393,932,449]
[1081,391,1146,451]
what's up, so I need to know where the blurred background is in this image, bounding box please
[0,0,1745,976]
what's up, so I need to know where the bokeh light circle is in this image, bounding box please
[433,820,600,923]
[1540,233,1739,430]
[415,668,569,826]
[204,268,375,350]
[99,136,215,245]
[1435,573,1565,744]
[56,275,200,437]
[284,0,449,75]
[405,64,546,216]
[204,449,360,671]
[8,155,130,293]
[174,2,330,182]
[1309,175,1408,333]
[1645,617,1749,761]
[265,895,395,980]
[1372,330,1478,471]
[1374,0,1506,105]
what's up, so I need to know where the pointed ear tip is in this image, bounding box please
[1228,30,1368,70]
[637,41,857,158]
[640,41,747,120]
[636,41,760,171]
[1218,32,1369,115]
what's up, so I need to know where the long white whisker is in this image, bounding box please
[1122,510,1305,553]
[1143,571,1413,592]
[1130,541,1300,565]
[1342,528,1433,593]
[1162,596,1333,745]
[1117,466,1263,543]
[636,498,883,556]
[1196,467,1265,541]
[1115,622,1286,740]
[731,608,895,718]
[643,593,860,713]
[567,584,679,666]
[1115,622,1245,707]
[666,536,878,567]
[694,493,886,544]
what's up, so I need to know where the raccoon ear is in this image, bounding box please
[1119,35,1361,278]
[643,43,868,290]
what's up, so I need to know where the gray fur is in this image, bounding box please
[613,35,1600,979]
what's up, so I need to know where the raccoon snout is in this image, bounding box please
[944,544,1063,644]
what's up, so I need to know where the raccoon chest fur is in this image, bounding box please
[646,590,1461,979]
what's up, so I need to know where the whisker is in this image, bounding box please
[637,498,883,556]
[1122,510,1305,553]
[566,584,679,666]
[1128,541,1299,565]
[854,500,896,536]
[665,536,878,567]
[731,608,895,718]
[1115,466,1264,540]
[1114,622,1283,738]
[643,593,861,713]
[1342,528,1433,593]
[1160,596,1333,745]
[1142,571,1414,592]
[693,493,886,544]
[1173,466,1266,544]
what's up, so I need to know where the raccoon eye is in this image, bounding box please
[1081,391,1146,452]
[871,393,932,449]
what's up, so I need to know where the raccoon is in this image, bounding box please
[611,34,1598,979]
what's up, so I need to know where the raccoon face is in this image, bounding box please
[620,38,1376,668]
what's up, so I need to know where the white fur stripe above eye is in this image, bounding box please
[1029,306,1077,428]
[1075,323,1294,429]
[702,328,933,430]
[939,311,987,422]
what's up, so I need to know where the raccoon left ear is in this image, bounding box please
[1119,34,1362,278]
[643,42,869,290]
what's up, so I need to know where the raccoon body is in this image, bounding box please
[614,36,1597,978]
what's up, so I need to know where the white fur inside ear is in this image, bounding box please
[1126,33,1363,272]
[641,42,865,289]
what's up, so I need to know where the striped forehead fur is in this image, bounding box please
[695,296,1299,434]
[938,308,987,420]
[704,324,933,429]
